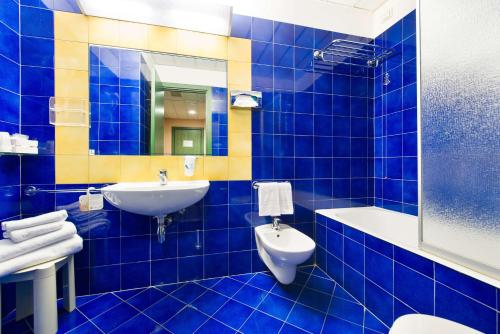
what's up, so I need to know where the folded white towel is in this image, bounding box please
[258,182,281,217]
[278,182,294,215]
[0,235,83,278]
[1,210,68,232]
[3,221,65,243]
[0,222,76,262]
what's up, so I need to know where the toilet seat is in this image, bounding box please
[389,314,482,334]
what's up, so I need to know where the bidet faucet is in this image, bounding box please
[272,217,281,231]
[159,169,168,185]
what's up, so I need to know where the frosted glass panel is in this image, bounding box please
[420,0,500,279]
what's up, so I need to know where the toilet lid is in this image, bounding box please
[389,315,483,334]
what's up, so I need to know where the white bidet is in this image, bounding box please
[255,224,315,284]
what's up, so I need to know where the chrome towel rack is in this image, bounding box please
[252,181,290,190]
[24,186,102,197]
[313,39,396,68]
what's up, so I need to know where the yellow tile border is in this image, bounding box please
[53,12,252,183]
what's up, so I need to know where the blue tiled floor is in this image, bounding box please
[1,266,389,334]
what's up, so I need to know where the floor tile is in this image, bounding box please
[191,290,229,316]
[212,278,245,297]
[114,288,145,301]
[270,283,303,302]
[328,297,364,325]
[213,300,254,330]
[333,285,358,303]
[258,293,294,321]
[76,294,103,308]
[364,310,389,333]
[247,273,277,291]
[298,266,314,274]
[1,319,32,334]
[79,293,122,319]
[233,284,268,308]
[143,295,185,324]
[287,303,326,334]
[195,318,235,334]
[170,282,207,304]
[67,321,102,333]
[306,275,336,295]
[310,267,330,279]
[38,265,393,334]
[197,277,222,288]
[164,306,208,334]
[57,308,88,333]
[298,288,331,313]
[231,273,255,283]
[240,310,283,333]
[126,288,166,310]
[111,314,166,334]
[279,323,310,334]
[156,283,182,295]
[293,271,310,285]
[93,302,139,333]
[323,315,363,334]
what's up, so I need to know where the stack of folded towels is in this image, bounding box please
[0,210,83,277]
[0,132,39,154]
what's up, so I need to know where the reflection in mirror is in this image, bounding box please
[89,46,228,156]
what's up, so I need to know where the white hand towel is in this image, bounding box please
[258,182,281,217]
[0,235,83,278]
[3,221,65,243]
[1,210,68,232]
[278,182,294,215]
[0,222,76,262]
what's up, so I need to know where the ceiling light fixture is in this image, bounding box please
[188,110,197,115]
[76,0,232,36]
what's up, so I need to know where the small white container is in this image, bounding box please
[11,133,29,147]
[0,132,12,152]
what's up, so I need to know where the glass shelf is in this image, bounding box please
[0,151,38,157]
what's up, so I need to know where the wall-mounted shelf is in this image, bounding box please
[49,97,89,127]
[313,39,396,69]
[0,152,38,157]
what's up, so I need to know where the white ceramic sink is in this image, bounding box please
[101,181,210,217]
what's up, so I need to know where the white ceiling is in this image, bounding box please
[164,91,206,120]
[317,0,390,12]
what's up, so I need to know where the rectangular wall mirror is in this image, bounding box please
[88,45,228,156]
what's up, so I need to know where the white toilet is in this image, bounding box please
[255,224,316,284]
[389,315,483,334]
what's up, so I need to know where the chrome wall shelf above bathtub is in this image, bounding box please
[313,39,396,68]
[49,97,90,127]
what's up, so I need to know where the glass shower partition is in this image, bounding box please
[419,0,500,279]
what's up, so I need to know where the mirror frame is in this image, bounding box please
[53,12,252,183]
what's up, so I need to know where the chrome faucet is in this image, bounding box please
[272,217,281,231]
[159,169,168,185]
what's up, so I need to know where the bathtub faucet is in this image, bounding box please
[272,217,281,231]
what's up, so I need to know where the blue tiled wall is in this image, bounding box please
[211,87,228,156]
[373,11,418,215]
[89,46,149,155]
[0,0,21,223]
[0,0,21,318]
[316,213,500,334]
[19,3,56,221]
[231,14,376,233]
[60,180,267,295]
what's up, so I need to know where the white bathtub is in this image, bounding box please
[316,206,418,250]
[316,206,500,288]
